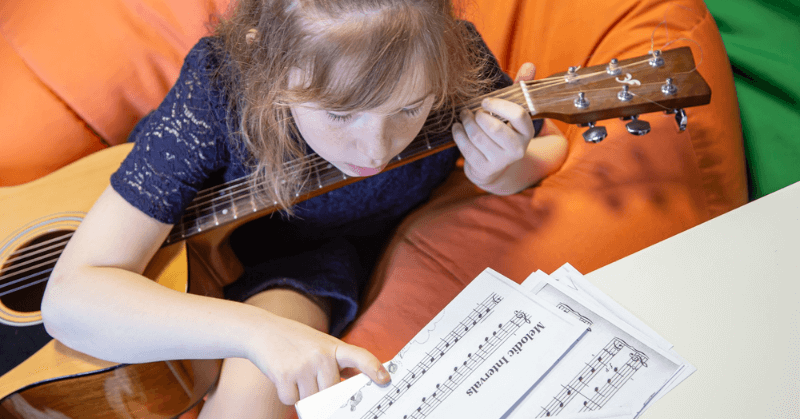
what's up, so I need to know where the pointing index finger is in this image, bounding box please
[336,344,391,386]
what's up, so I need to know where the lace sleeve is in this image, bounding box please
[110,38,230,225]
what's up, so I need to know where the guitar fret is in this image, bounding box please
[228,190,239,220]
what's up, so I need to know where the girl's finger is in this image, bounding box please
[317,364,341,391]
[335,344,391,386]
[514,62,536,82]
[452,122,488,165]
[480,98,535,140]
[277,383,301,406]
[298,376,320,401]
[459,109,499,157]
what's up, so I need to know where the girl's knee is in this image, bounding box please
[244,288,331,333]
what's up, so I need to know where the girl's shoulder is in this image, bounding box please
[179,36,228,91]
[185,37,225,72]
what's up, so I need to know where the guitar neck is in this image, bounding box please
[164,124,457,245]
[165,46,711,246]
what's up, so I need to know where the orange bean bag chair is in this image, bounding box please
[1,0,746,416]
[340,0,748,362]
[0,0,228,186]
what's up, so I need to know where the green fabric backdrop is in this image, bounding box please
[703,0,800,199]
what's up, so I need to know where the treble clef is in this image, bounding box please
[514,310,531,324]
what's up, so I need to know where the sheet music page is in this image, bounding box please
[545,264,696,405]
[296,268,587,419]
[506,276,685,418]
[549,264,673,352]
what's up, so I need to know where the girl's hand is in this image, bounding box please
[247,312,390,405]
[452,62,540,193]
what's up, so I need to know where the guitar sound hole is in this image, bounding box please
[1,230,72,313]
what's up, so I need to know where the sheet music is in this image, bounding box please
[296,266,694,419]
[296,269,587,419]
[543,265,695,407]
[548,264,673,352]
[508,274,690,418]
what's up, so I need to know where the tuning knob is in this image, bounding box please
[574,92,590,109]
[617,85,633,102]
[649,50,664,67]
[667,108,688,131]
[581,122,608,143]
[565,66,579,83]
[625,115,651,136]
[661,78,678,95]
[606,58,621,75]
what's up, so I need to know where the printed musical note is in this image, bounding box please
[298,268,591,419]
[399,311,531,419]
[536,338,648,417]
[357,293,505,419]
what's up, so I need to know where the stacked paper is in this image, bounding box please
[296,265,693,419]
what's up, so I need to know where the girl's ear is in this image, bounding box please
[245,28,258,45]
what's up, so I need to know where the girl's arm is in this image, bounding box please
[42,186,389,404]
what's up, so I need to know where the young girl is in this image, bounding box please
[41,0,567,417]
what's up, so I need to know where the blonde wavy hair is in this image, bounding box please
[213,0,490,212]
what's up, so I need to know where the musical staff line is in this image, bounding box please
[357,293,504,419]
[403,310,534,419]
[537,338,648,417]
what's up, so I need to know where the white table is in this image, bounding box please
[585,181,800,418]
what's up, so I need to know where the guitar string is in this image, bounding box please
[180,83,532,210]
[1,56,689,296]
[0,240,69,277]
[178,75,673,225]
[183,81,535,205]
[181,89,580,218]
[0,91,671,295]
[176,56,657,213]
[0,76,678,288]
[178,57,655,208]
[0,76,680,289]
[164,53,661,210]
[3,234,71,263]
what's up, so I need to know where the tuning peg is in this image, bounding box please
[606,58,621,76]
[574,92,590,109]
[617,85,633,102]
[666,108,688,131]
[581,122,608,143]
[649,50,664,67]
[565,66,579,83]
[625,115,651,136]
[661,78,678,95]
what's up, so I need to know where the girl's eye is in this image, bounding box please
[403,106,423,117]
[327,112,353,123]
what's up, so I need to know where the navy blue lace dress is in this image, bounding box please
[110,27,536,336]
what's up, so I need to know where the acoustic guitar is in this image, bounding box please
[0,47,710,418]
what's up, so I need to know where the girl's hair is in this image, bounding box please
[213,0,490,211]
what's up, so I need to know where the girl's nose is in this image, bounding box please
[358,117,393,163]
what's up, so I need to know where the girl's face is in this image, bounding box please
[289,64,434,177]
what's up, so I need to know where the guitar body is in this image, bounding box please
[0,144,225,418]
[0,353,220,419]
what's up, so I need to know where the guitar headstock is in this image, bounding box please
[531,46,709,122]
[484,46,711,142]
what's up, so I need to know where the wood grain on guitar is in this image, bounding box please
[0,47,709,418]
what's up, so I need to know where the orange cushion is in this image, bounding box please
[0,0,229,186]
[0,35,105,186]
[342,0,748,362]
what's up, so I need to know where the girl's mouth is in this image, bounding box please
[344,163,387,177]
